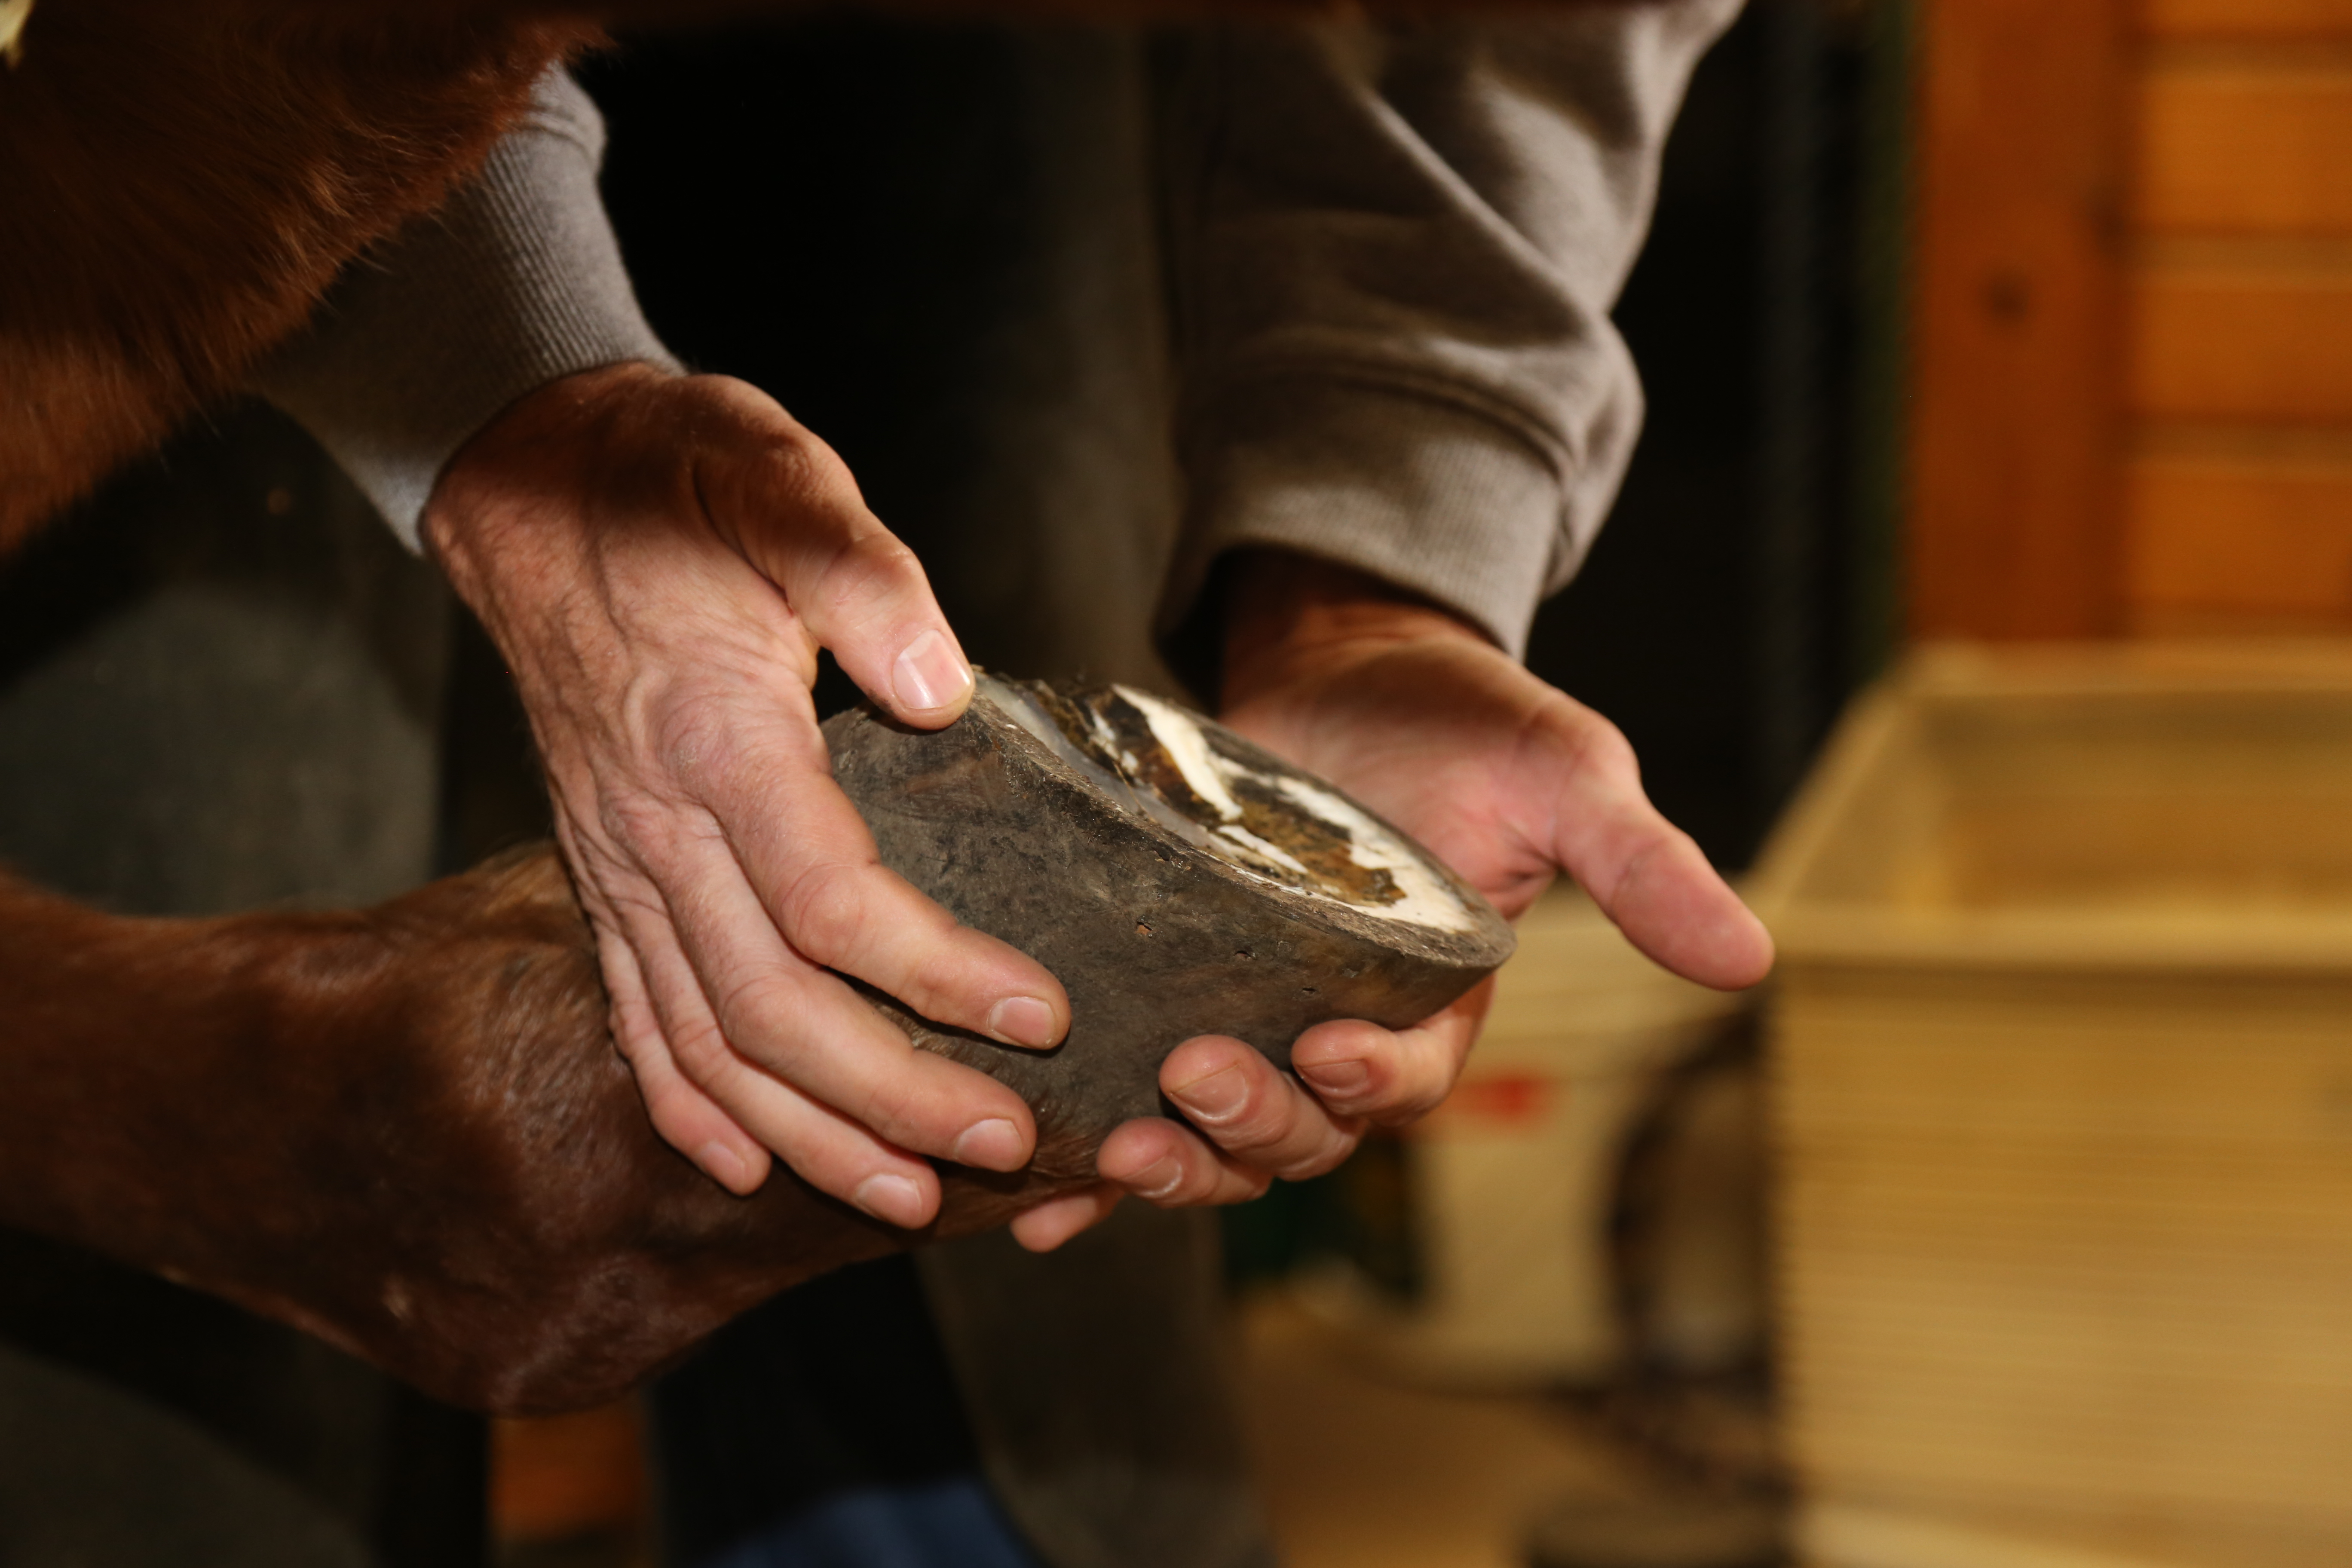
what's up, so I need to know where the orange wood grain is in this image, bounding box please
[2137,63,2352,234]
[1909,0,2132,639]
[2131,261,2352,421]
[2142,0,2352,39]
[2125,446,2352,627]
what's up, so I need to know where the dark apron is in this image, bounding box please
[0,405,482,1568]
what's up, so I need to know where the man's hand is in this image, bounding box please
[1011,552,1772,1250]
[426,363,1070,1228]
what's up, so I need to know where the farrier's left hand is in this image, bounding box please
[1009,552,1774,1250]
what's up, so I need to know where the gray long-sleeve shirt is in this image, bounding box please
[1152,5,1736,674]
[252,72,678,539]
[255,6,1737,666]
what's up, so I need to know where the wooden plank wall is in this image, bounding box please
[1907,0,2352,637]
[2128,0,2352,631]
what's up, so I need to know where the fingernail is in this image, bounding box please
[892,628,971,714]
[952,1118,1026,1171]
[986,995,1060,1049]
[1300,1057,1372,1099]
[852,1173,930,1228]
[1170,1064,1249,1124]
[1124,1156,1184,1201]
[698,1141,753,1193]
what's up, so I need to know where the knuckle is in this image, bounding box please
[1214,1096,1300,1156]
[814,532,928,625]
[1540,689,1638,777]
[774,858,878,963]
[705,971,804,1061]
[646,699,755,799]
[764,430,859,507]
[596,795,688,870]
[843,1069,938,1150]
[840,528,922,584]
[663,1011,747,1086]
[606,1004,667,1069]
[1579,726,1641,786]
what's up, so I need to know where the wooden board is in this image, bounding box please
[2136,61,2352,234]
[2125,444,2352,628]
[2142,0,2352,40]
[2121,32,2352,646]
[1907,0,2130,639]
[2130,257,2352,421]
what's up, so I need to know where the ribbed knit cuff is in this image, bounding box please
[1155,377,1567,700]
[251,71,677,549]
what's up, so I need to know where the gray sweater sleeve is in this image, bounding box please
[1154,3,1741,679]
[251,70,678,549]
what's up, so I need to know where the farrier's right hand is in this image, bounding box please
[422,362,1069,1226]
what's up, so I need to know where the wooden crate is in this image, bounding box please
[1751,642,2352,1568]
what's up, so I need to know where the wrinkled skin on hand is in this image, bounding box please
[0,846,1094,1418]
[427,364,1073,1228]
